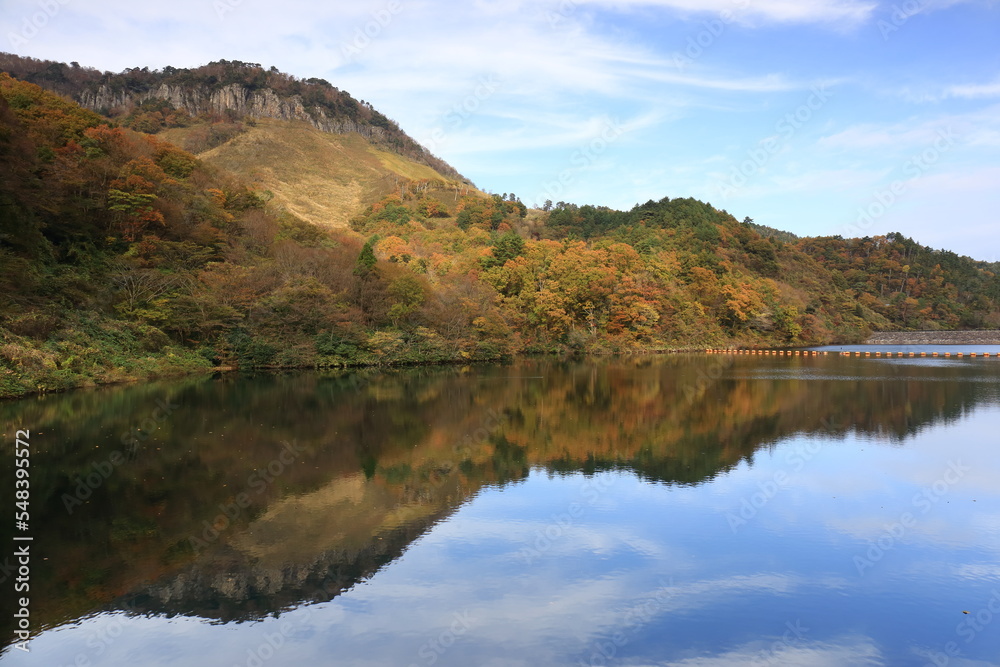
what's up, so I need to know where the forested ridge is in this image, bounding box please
[1,67,998,398]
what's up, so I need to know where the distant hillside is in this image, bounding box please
[0,53,469,183]
[535,198,999,332]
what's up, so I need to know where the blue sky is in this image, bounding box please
[4,0,999,259]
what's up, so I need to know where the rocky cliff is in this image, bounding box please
[0,53,467,181]
[78,82,394,143]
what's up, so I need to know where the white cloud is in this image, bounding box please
[896,75,1000,103]
[424,110,661,156]
[946,77,1000,99]
[565,0,878,25]
[815,106,1000,167]
[635,68,797,93]
[817,118,960,152]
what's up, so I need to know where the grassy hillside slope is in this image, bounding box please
[161,119,470,227]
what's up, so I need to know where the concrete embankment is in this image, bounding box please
[865,331,1000,345]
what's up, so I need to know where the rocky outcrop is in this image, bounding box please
[77,83,392,142]
[865,330,1000,345]
[0,54,470,180]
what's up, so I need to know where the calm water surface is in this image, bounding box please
[2,351,1000,666]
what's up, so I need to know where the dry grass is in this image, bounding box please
[166,119,467,227]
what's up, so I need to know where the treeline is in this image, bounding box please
[797,233,1000,329]
[536,200,999,332]
[1,75,998,398]
[0,53,465,181]
[359,196,852,347]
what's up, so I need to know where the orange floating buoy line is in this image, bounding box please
[833,349,1000,358]
[703,348,996,357]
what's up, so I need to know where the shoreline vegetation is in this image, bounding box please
[2,61,999,400]
[7,338,1000,401]
[0,343,720,401]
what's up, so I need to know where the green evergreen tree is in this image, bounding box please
[354,236,379,278]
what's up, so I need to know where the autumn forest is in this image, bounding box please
[1,56,999,398]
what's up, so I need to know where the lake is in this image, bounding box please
[2,351,1000,667]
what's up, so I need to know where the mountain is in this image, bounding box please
[0,53,473,226]
[0,57,998,400]
[0,67,515,400]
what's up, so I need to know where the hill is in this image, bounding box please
[539,200,1000,333]
[1,63,998,399]
[0,54,466,179]
[0,71,516,398]
[0,53,474,227]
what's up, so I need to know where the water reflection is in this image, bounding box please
[2,353,999,666]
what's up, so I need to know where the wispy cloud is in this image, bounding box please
[634,67,798,92]
[428,111,662,155]
[571,0,878,24]
[817,121,953,151]
[468,0,878,24]
[817,105,1000,153]
[946,77,1000,99]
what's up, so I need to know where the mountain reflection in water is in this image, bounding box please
[2,353,999,666]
